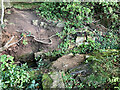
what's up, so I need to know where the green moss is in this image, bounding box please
[28,70,41,80]
[17,53,33,62]
[42,73,53,89]
[89,49,120,59]
[13,3,41,9]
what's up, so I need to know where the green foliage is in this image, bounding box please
[37,2,93,28]
[1,24,6,29]
[94,2,119,30]
[85,50,120,88]
[62,72,84,89]
[36,2,119,57]
[21,33,28,45]
[94,31,119,49]
[26,80,39,89]
[71,39,101,55]
[0,55,30,89]
[42,73,53,89]
[27,69,43,90]
[13,2,41,9]
[12,2,119,89]
[62,50,120,89]
[23,39,28,45]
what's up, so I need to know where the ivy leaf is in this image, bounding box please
[86,8,91,14]
[7,56,14,61]
[108,7,113,13]
[32,80,35,84]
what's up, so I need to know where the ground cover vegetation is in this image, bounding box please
[35,2,119,89]
[0,2,120,89]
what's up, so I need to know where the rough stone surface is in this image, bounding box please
[69,63,92,76]
[34,50,46,59]
[52,53,86,71]
[42,71,65,89]
[50,71,65,88]
[39,22,45,27]
[76,36,86,46]
[56,22,65,28]
[32,20,39,26]
[2,9,63,62]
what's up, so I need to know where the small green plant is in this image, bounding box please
[26,80,39,90]
[1,24,6,29]
[0,54,30,89]
[21,33,28,45]
[23,39,28,45]
[62,72,84,89]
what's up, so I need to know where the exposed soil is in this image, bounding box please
[2,8,63,62]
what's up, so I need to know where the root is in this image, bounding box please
[0,36,23,52]
[16,30,57,45]
[1,0,4,25]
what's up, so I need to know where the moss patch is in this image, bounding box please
[13,3,41,10]
[42,73,53,89]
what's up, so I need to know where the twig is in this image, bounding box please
[4,36,15,47]
[96,24,108,30]
[30,34,56,45]
[92,19,100,23]
[0,36,23,52]
[16,30,57,45]
[1,0,4,25]
[33,36,52,45]
[114,11,120,14]
[6,36,23,48]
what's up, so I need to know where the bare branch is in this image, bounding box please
[4,36,15,47]
[0,36,23,52]
[6,36,23,48]
[1,0,4,25]
[16,30,57,44]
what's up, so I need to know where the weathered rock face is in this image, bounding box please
[56,22,65,28]
[69,63,92,76]
[50,71,65,88]
[75,31,96,46]
[42,71,65,89]
[76,36,86,46]
[2,9,63,62]
[52,53,86,71]
[42,73,53,89]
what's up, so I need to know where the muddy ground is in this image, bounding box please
[1,8,63,63]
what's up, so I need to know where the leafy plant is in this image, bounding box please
[21,33,28,45]
[35,2,120,89]
[62,50,119,89]
[23,39,28,45]
[85,50,120,88]
[26,80,39,90]
[0,54,30,89]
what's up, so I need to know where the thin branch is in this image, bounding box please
[1,0,4,25]
[33,37,52,45]
[114,11,120,14]
[16,30,57,45]
[0,36,23,52]
[6,36,23,48]
[4,36,15,47]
